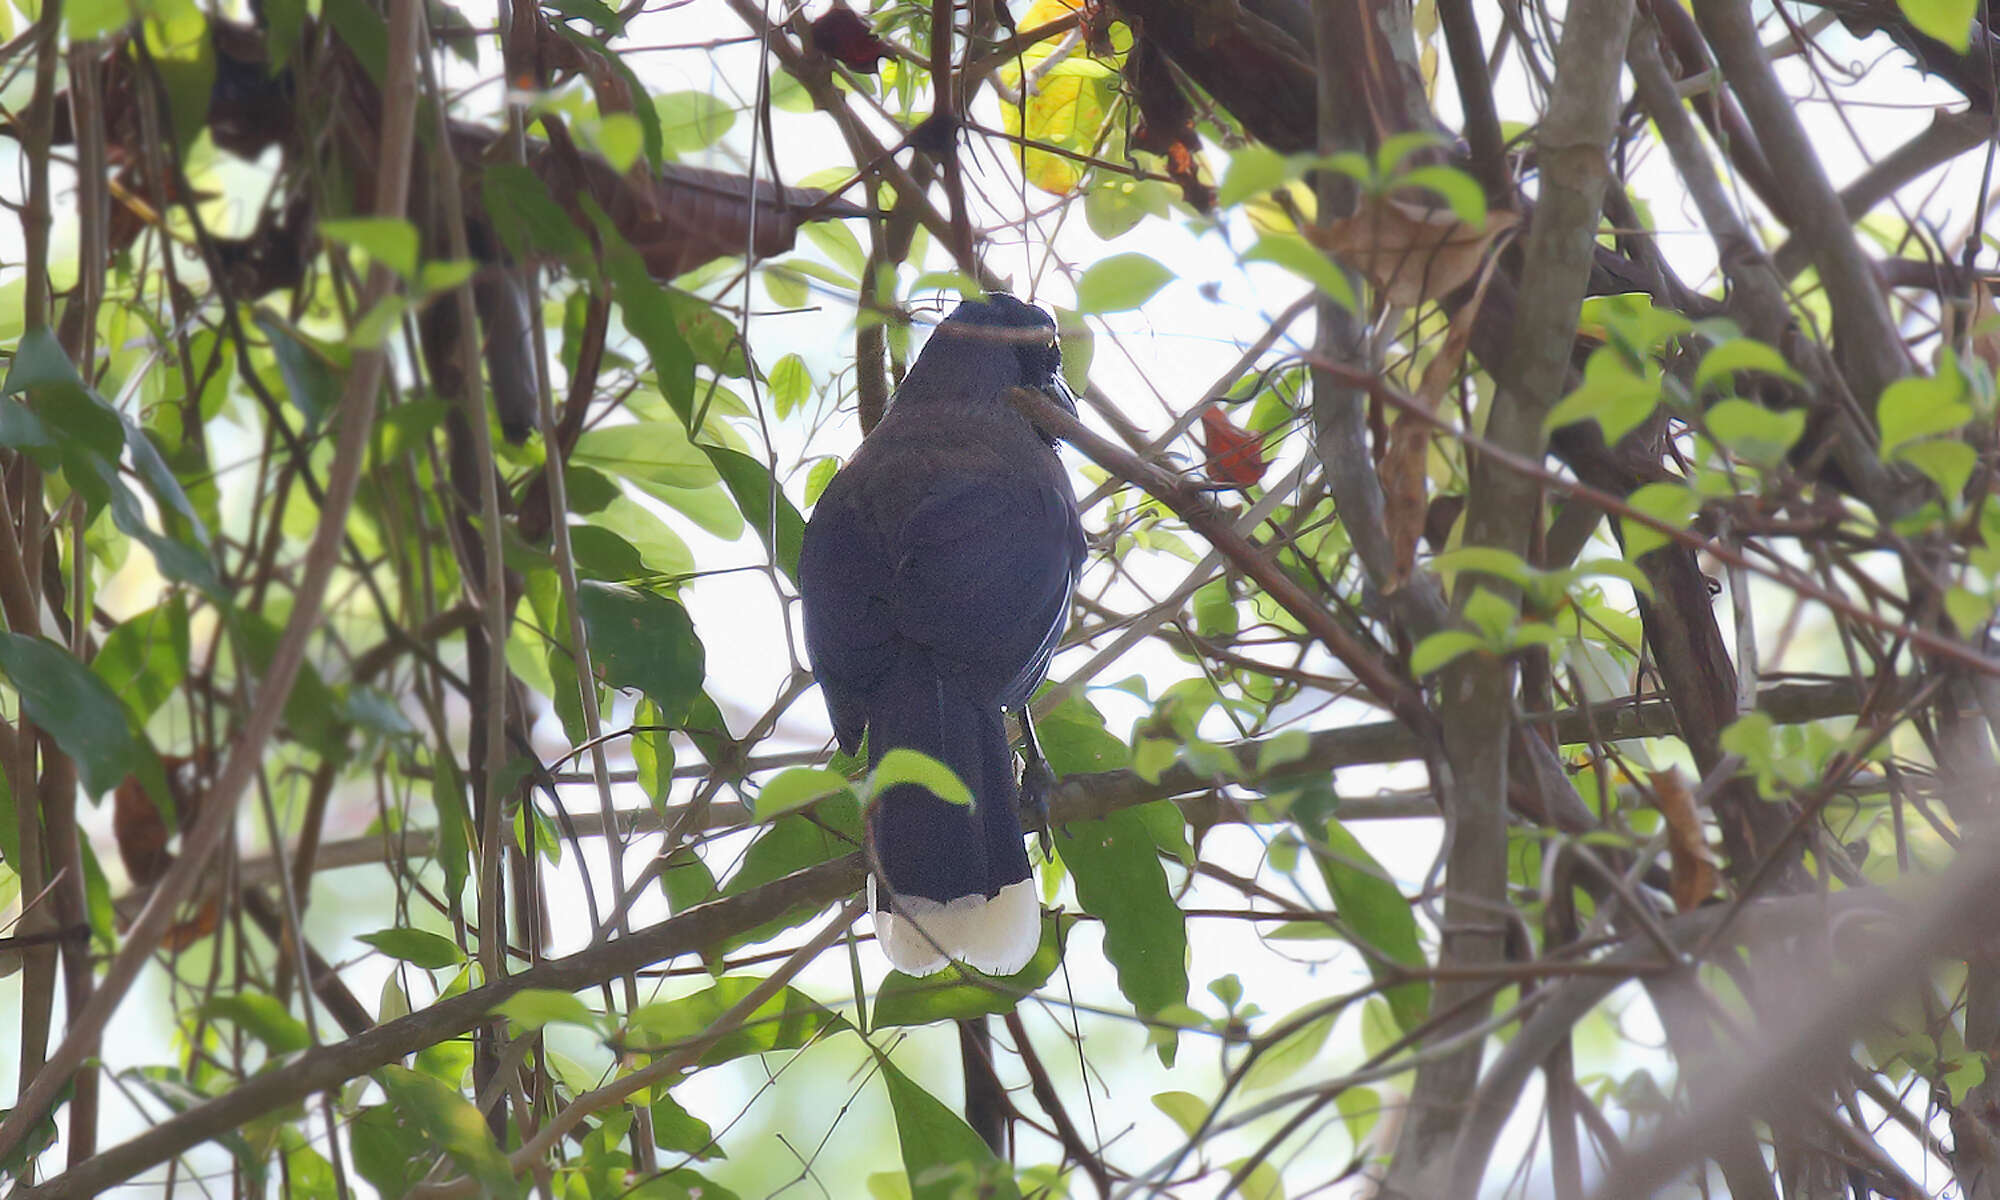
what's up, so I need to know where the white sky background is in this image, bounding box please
[0,0,1992,1194]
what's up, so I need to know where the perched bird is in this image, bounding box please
[799,295,1086,977]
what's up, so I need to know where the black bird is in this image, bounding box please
[798,295,1086,976]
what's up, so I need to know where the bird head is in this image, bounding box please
[898,294,1079,439]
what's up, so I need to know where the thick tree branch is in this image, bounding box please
[24,858,866,1198]
[1386,0,1635,1187]
[1691,0,1909,406]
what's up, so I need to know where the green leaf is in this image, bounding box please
[999,52,1120,195]
[1255,729,1313,774]
[632,696,677,811]
[483,164,589,262]
[624,977,845,1061]
[577,582,706,722]
[0,396,52,450]
[200,991,311,1055]
[592,112,644,173]
[1620,481,1701,561]
[869,748,971,806]
[1946,586,1996,635]
[92,597,190,722]
[1313,820,1428,1033]
[1227,1158,1287,1200]
[1152,1090,1208,1137]
[1131,737,1178,783]
[257,315,340,433]
[345,293,407,349]
[1896,0,1975,49]
[1243,1008,1336,1092]
[1074,252,1175,313]
[1560,558,1657,601]
[719,794,865,952]
[1375,130,1448,177]
[1409,629,1484,676]
[233,611,344,756]
[1432,546,1537,589]
[873,915,1069,1025]
[874,1051,1022,1200]
[570,421,716,491]
[1946,1052,1989,1106]
[4,329,219,594]
[1218,145,1292,208]
[767,353,810,417]
[1037,695,1132,775]
[1579,292,1692,357]
[805,457,840,507]
[1,327,122,458]
[656,91,736,155]
[1243,234,1356,312]
[375,1066,521,1198]
[1057,306,1094,393]
[319,217,420,281]
[764,266,810,308]
[142,3,216,151]
[494,989,599,1031]
[1462,586,1516,642]
[1704,399,1805,468]
[1693,337,1800,393]
[650,1091,719,1157]
[567,525,647,581]
[658,844,715,913]
[1085,179,1170,240]
[66,0,125,39]
[1543,346,1663,445]
[705,445,806,579]
[803,221,867,279]
[417,259,477,295]
[1060,805,1188,1063]
[0,634,158,798]
[320,0,387,80]
[351,1104,429,1197]
[588,494,696,578]
[432,755,472,916]
[1898,439,1978,502]
[1399,165,1486,225]
[755,766,856,820]
[603,251,697,418]
[357,927,465,970]
[1879,368,1972,459]
[664,289,751,380]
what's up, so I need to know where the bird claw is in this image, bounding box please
[1020,755,1056,856]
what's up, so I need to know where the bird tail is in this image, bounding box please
[866,645,1038,978]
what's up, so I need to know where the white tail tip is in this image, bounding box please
[872,876,1041,977]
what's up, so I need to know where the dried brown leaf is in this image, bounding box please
[1318,196,1518,308]
[1648,767,1718,913]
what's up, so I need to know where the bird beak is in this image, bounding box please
[1044,373,1080,419]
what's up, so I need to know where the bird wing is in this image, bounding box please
[890,468,1081,707]
[798,477,891,756]
[800,421,1085,749]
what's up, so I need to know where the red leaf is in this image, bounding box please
[1199,408,1268,486]
[811,7,893,73]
